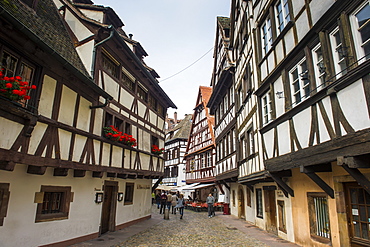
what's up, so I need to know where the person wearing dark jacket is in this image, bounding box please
[159,192,167,214]
[206,193,215,218]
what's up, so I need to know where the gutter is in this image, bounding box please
[91,25,114,79]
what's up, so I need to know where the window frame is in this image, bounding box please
[289,57,310,106]
[261,91,272,125]
[312,44,326,90]
[329,27,347,78]
[275,0,291,35]
[256,188,263,218]
[277,200,287,233]
[350,1,370,62]
[35,185,72,223]
[307,192,331,243]
[124,183,135,205]
[261,17,273,57]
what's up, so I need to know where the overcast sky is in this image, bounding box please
[93,0,231,119]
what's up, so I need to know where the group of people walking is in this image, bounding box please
[155,191,185,219]
[153,191,216,220]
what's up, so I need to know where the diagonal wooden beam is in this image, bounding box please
[300,166,334,198]
[341,164,370,195]
[269,172,294,197]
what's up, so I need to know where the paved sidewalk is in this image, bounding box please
[70,205,300,247]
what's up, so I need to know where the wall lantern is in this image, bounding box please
[95,192,103,203]
[117,192,124,202]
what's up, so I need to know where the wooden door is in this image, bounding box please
[264,189,277,235]
[345,182,370,247]
[101,181,118,234]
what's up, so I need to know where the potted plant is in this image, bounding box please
[0,72,36,102]
[103,125,137,147]
[151,144,164,155]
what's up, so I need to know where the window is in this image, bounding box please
[125,122,131,135]
[151,135,159,147]
[290,58,310,105]
[262,92,272,125]
[276,0,290,34]
[137,84,148,102]
[124,183,134,205]
[246,126,254,156]
[232,190,236,207]
[149,94,157,110]
[104,112,113,127]
[121,71,135,91]
[278,200,287,233]
[0,183,10,226]
[102,53,119,78]
[256,188,263,218]
[35,186,72,222]
[1,50,36,106]
[330,27,347,78]
[351,2,370,61]
[312,45,326,89]
[307,193,330,242]
[261,17,273,56]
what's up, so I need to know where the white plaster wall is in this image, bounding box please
[319,96,334,143]
[59,129,72,160]
[275,40,284,65]
[0,118,23,149]
[149,110,157,126]
[140,153,150,170]
[338,80,370,131]
[38,75,56,118]
[111,146,123,168]
[260,60,268,81]
[93,108,103,136]
[295,11,310,43]
[291,0,305,19]
[102,73,119,100]
[93,140,101,165]
[277,121,291,156]
[76,41,94,77]
[293,107,311,149]
[273,76,285,118]
[79,9,104,23]
[76,96,91,133]
[116,179,152,224]
[120,88,134,110]
[123,149,132,169]
[137,101,146,119]
[101,142,110,167]
[284,28,295,55]
[267,53,275,74]
[59,85,77,126]
[263,129,275,159]
[0,166,152,247]
[72,134,87,162]
[28,122,48,155]
[310,0,334,26]
[65,10,93,41]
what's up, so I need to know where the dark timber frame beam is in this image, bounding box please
[152,177,163,192]
[339,156,370,194]
[269,172,294,197]
[218,181,227,193]
[300,166,334,198]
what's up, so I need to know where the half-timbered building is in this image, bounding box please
[0,0,175,246]
[252,0,370,246]
[162,114,192,188]
[184,86,217,201]
[207,17,236,209]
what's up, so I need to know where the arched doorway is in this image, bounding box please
[238,186,245,219]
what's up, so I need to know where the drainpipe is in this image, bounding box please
[90,25,114,80]
[89,25,114,109]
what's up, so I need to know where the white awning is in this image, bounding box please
[174,183,200,191]
[187,183,215,190]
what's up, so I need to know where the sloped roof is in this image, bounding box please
[166,114,193,142]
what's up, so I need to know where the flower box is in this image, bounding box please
[103,125,137,147]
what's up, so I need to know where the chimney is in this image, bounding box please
[174,112,178,123]
[129,34,133,39]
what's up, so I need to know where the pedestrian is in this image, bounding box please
[159,191,167,214]
[151,191,155,204]
[155,192,161,209]
[166,192,173,210]
[175,194,185,219]
[171,192,178,214]
[206,193,215,218]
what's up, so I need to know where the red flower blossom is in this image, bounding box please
[5,83,12,88]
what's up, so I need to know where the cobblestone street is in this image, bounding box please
[111,205,296,247]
